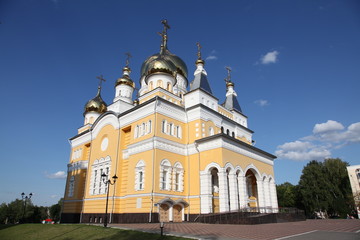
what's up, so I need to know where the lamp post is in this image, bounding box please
[21,192,32,223]
[101,172,118,227]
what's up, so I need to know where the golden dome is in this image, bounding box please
[83,87,107,116]
[115,67,135,88]
[226,81,234,88]
[140,48,188,80]
[195,59,205,65]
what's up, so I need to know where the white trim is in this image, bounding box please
[92,114,120,139]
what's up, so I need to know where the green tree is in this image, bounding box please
[50,198,63,222]
[277,182,297,207]
[0,203,9,224]
[298,158,353,218]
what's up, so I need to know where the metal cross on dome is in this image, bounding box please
[125,52,132,67]
[196,42,202,60]
[161,19,170,34]
[97,75,106,88]
[224,66,232,83]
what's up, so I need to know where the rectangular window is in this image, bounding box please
[175,172,179,191]
[162,170,167,190]
[139,171,143,190]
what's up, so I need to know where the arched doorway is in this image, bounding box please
[245,170,258,208]
[211,168,219,213]
[159,204,170,222]
[172,205,182,222]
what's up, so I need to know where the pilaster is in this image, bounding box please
[228,173,238,211]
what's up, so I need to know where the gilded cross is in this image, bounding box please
[225,66,232,83]
[97,75,106,88]
[196,42,202,60]
[125,52,132,67]
[161,19,170,34]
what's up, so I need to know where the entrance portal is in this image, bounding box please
[159,204,170,222]
[172,205,182,222]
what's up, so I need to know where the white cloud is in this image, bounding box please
[205,50,217,61]
[276,120,360,161]
[313,120,344,134]
[261,50,279,64]
[254,99,269,107]
[275,141,331,161]
[46,171,67,179]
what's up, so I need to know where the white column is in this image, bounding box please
[256,180,265,212]
[200,171,212,214]
[238,175,247,209]
[228,173,238,211]
[270,181,279,212]
[218,169,230,212]
[266,181,272,212]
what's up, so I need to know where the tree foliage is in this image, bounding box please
[298,158,353,218]
[50,198,63,222]
[276,182,302,209]
[0,198,62,224]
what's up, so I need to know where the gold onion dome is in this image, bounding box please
[115,67,135,88]
[140,48,188,81]
[83,87,107,116]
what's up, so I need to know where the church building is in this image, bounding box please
[61,21,278,224]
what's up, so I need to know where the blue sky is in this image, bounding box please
[1,0,359,206]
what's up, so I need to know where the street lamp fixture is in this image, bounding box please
[101,173,118,227]
[21,192,32,223]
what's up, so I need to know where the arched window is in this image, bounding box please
[173,162,184,192]
[135,160,145,191]
[162,120,167,134]
[209,127,214,136]
[221,127,224,133]
[90,156,111,195]
[169,123,174,135]
[176,126,182,138]
[226,129,230,135]
[149,81,153,90]
[135,125,139,138]
[167,83,171,91]
[147,120,152,134]
[160,159,172,190]
[232,132,235,137]
[142,123,146,136]
[211,168,219,193]
[157,80,163,88]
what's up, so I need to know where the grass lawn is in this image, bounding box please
[0,224,190,240]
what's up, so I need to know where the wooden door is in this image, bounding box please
[159,204,169,222]
[173,205,182,222]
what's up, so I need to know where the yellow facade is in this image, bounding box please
[61,23,278,224]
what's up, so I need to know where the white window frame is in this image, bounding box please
[90,156,111,195]
[68,175,75,197]
[173,162,184,192]
[135,160,145,191]
[160,159,172,190]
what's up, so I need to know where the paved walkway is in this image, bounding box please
[110,219,360,240]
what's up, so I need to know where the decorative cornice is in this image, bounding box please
[195,133,276,164]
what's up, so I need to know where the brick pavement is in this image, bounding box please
[110,219,360,240]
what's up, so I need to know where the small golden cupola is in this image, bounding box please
[113,53,135,104]
[83,76,107,125]
[138,20,188,97]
